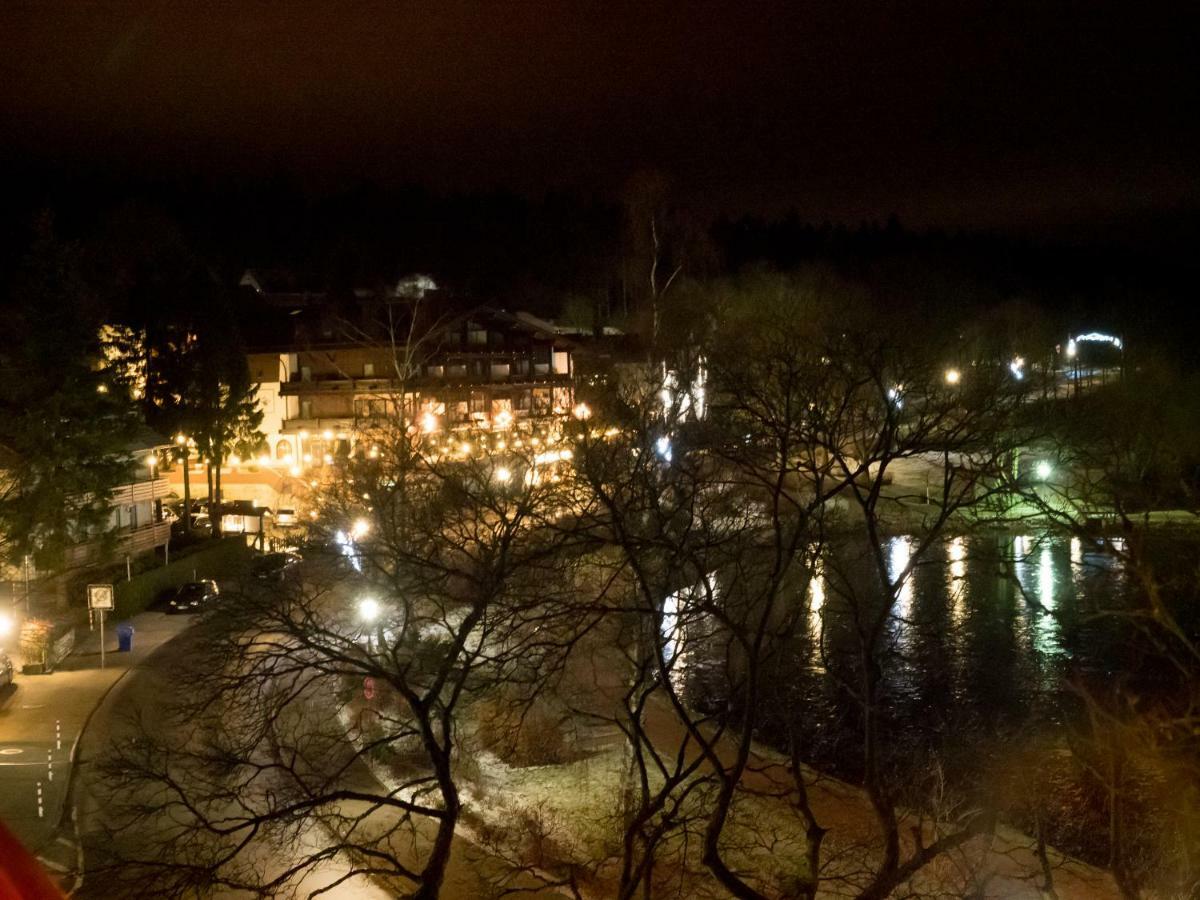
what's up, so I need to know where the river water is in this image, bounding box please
[678,531,1199,857]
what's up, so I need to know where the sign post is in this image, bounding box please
[87,585,114,670]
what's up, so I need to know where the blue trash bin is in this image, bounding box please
[116,622,134,652]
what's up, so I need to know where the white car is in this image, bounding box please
[0,650,13,688]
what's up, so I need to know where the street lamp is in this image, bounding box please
[1035,460,1053,481]
[494,466,512,484]
[944,368,961,385]
[351,518,370,540]
[358,597,381,624]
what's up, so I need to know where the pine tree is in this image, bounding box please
[0,215,139,572]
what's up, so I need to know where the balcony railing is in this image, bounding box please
[110,477,171,505]
[279,371,571,395]
[65,519,172,567]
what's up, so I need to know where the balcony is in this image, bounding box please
[65,519,172,567]
[111,477,171,505]
[280,417,354,434]
[279,371,571,396]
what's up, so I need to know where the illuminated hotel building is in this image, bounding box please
[241,272,576,468]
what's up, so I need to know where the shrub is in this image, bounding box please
[474,695,571,767]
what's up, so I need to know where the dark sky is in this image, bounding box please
[2,1,1197,229]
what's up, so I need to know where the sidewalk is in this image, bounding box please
[0,606,192,872]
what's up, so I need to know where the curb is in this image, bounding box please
[51,623,194,895]
[51,653,138,895]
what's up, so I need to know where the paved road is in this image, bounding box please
[69,605,388,898]
[0,605,193,882]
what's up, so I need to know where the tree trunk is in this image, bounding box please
[859,649,901,900]
[213,456,223,537]
[181,446,192,536]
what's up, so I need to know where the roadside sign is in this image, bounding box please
[87,585,114,670]
[363,676,376,701]
[87,585,114,610]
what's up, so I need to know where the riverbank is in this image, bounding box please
[343,623,1123,899]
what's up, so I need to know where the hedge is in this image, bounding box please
[113,537,252,618]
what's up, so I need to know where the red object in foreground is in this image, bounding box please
[363,676,376,701]
[0,818,65,900]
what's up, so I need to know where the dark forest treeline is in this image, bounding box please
[2,168,1197,365]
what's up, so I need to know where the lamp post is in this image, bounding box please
[358,597,380,653]
[148,452,162,565]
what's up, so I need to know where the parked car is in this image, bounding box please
[171,512,212,539]
[252,552,300,582]
[0,650,14,688]
[166,580,220,614]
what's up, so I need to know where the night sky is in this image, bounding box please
[2,2,1197,230]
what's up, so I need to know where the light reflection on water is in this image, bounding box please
[947,536,967,629]
[662,573,719,694]
[806,560,826,674]
[678,533,1158,778]
[888,536,915,619]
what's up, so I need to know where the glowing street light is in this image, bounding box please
[357,597,381,624]
[351,518,370,540]
[494,466,512,484]
[1009,357,1025,379]
[1035,461,1053,481]
[944,368,961,385]
[0,611,13,638]
[572,402,592,420]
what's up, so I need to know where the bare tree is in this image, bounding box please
[90,312,591,898]
[1011,362,1200,899]
[568,280,1036,898]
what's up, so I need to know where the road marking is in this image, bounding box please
[20,704,45,710]
[0,747,23,755]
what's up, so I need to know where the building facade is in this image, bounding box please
[247,304,576,468]
[168,275,580,526]
[64,429,172,568]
